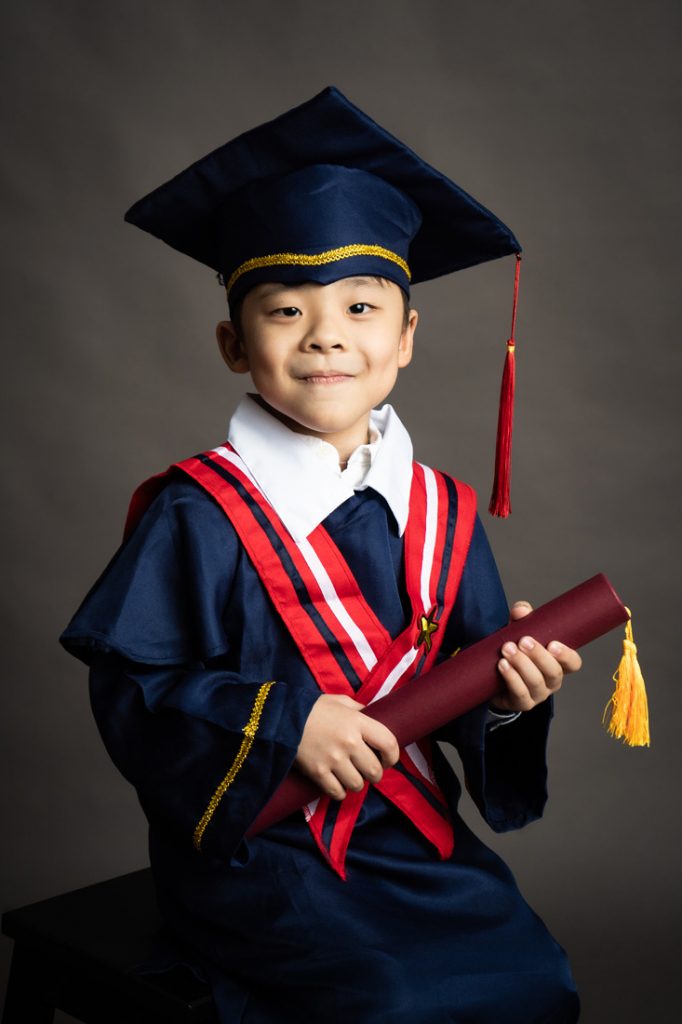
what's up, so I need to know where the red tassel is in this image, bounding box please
[489,254,521,517]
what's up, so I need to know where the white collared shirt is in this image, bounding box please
[227,394,413,543]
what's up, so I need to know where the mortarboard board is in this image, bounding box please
[125,85,522,515]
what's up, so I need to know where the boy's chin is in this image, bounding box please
[255,394,370,439]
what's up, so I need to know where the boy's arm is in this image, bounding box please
[88,654,318,860]
[436,515,564,832]
[61,478,318,859]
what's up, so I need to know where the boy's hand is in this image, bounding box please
[296,694,400,801]
[492,600,583,713]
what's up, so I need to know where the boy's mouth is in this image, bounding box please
[298,372,354,384]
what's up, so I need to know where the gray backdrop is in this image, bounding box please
[2,1,680,1020]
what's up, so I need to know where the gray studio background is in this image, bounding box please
[2,1,680,1021]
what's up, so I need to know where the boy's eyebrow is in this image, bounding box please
[251,282,296,297]
[251,276,387,299]
[340,276,388,288]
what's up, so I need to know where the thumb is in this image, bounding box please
[509,600,533,620]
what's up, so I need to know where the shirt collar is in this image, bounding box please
[226,394,413,542]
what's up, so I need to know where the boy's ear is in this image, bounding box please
[216,320,249,374]
[397,308,418,369]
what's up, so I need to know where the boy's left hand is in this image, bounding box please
[491,600,583,713]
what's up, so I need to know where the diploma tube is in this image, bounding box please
[247,573,629,837]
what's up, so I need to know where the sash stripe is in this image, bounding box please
[369,644,420,704]
[297,536,378,673]
[403,740,432,782]
[321,793,343,853]
[433,474,459,610]
[374,773,454,860]
[420,466,440,614]
[403,464,429,608]
[213,447,391,678]
[195,454,364,690]
[306,526,392,656]
[392,756,451,816]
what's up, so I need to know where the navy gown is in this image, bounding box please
[61,476,580,1023]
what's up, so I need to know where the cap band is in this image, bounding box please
[225,243,411,297]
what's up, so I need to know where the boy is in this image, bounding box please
[61,87,582,1022]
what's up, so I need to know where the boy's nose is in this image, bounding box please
[299,309,348,354]
[301,321,346,352]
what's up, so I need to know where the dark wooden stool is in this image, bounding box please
[1,868,218,1023]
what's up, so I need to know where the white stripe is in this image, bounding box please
[404,741,433,782]
[215,446,378,672]
[297,538,378,672]
[213,445,261,490]
[419,465,439,614]
[303,798,320,821]
[370,645,419,704]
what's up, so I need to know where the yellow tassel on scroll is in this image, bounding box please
[603,611,650,746]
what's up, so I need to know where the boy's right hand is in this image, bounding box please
[295,694,400,801]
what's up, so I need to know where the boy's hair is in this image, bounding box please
[229,276,411,340]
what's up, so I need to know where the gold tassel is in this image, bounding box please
[603,609,650,746]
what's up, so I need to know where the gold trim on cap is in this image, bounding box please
[226,243,411,295]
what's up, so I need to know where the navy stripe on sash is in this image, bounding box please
[198,455,363,690]
[321,797,342,852]
[435,475,459,611]
[391,759,451,819]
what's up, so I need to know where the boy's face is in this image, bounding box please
[216,276,416,460]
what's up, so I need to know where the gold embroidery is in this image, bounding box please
[226,244,411,295]
[416,608,439,653]
[193,681,275,851]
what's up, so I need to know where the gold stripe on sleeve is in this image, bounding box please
[193,680,275,851]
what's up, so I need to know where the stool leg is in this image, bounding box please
[2,944,55,1024]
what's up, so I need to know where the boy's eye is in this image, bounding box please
[272,306,301,317]
[348,302,373,314]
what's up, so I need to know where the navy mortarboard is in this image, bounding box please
[125,85,522,516]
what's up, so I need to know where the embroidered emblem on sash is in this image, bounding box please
[416,607,439,653]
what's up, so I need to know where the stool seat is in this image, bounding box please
[1,868,218,1023]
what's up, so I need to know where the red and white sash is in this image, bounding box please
[126,445,477,878]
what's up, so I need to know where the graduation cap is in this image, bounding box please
[125,85,522,516]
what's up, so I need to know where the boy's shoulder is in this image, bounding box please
[125,468,238,549]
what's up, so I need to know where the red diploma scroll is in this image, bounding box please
[247,573,628,837]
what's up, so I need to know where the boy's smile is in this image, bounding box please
[217,276,417,466]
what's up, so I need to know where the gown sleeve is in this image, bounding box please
[60,478,319,861]
[435,513,553,833]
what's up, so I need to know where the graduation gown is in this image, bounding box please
[61,475,580,1024]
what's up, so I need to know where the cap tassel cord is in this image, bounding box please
[489,253,521,517]
[603,609,650,747]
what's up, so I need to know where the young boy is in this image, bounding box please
[61,87,582,1022]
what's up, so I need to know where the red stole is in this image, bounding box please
[126,444,477,879]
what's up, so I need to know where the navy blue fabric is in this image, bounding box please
[124,86,521,303]
[220,164,420,305]
[61,478,579,1022]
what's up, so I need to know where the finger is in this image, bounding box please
[514,637,565,692]
[500,641,550,699]
[517,636,581,685]
[350,745,385,785]
[333,762,367,794]
[497,659,538,711]
[546,641,583,674]
[509,600,533,620]
[334,694,367,711]
[360,717,400,767]
[320,772,347,801]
